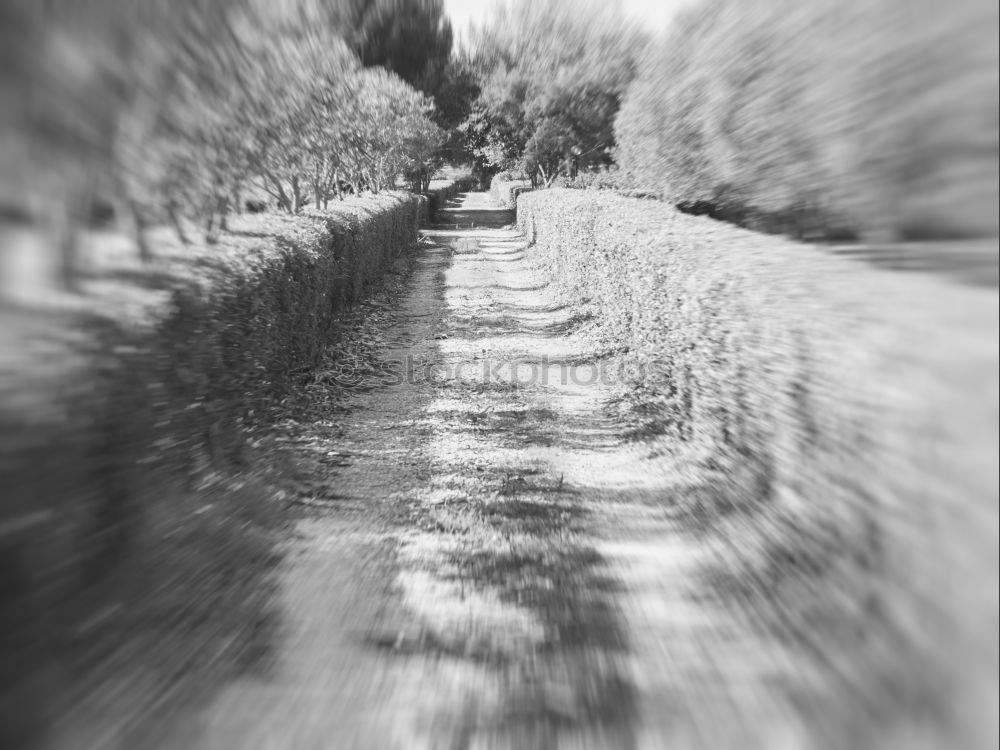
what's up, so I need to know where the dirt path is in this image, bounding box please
[132,192,818,749]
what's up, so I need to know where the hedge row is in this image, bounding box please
[421,176,480,221]
[614,0,999,240]
[489,173,533,208]
[1,192,422,719]
[517,188,998,744]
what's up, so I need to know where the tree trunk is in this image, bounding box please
[218,207,228,233]
[129,199,153,263]
[313,177,324,211]
[264,172,291,212]
[54,202,80,292]
[205,211,218,245]
[168,200,190,245]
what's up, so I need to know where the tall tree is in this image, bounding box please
[332,0,453,97]
[465,0,644,185]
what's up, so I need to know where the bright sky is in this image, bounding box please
[444,0,694,46]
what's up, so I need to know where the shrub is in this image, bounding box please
[517,188,997,744]
[489,173,532,207]
[559,165,635,193]
[615,0,999,240]
[0,194,422,724]
[465,0,644,186]
[422,175,480,220]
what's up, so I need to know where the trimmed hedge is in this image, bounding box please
[489,173,533,208]
[518,188,998,743]
[1,192,422,705]
[142,193,421,415]
[422,176,480,222]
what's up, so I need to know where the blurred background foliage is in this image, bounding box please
[1,0,453,290]
[460,0,643,186]
[614,0,999,240]
[460,0,997,242]
[3,0,995,251]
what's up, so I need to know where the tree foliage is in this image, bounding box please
[3,0,444,262]
[331,0,453,96]
[462,0,643,186]
[614,0,999,239]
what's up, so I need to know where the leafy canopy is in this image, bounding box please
[462,0,644,184]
